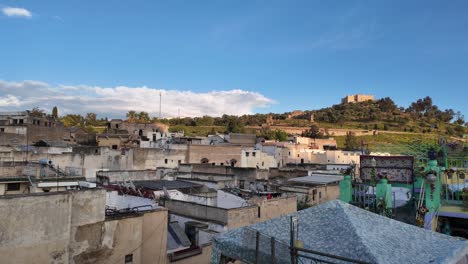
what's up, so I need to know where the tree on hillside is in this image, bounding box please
[455,112,465,126]
[52,106,58,119]
[344,132,359,151]
[196,116,214,126]
[227,117,245,133]
[85,113,98,126]
[30,107,45,118]
[377,97,397,112]
[61,114,84,127]
[302,123,323,139]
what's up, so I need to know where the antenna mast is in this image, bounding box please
[159,92,162,118]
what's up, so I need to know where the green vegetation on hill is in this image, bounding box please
[333,133,440,152]
[51,95,467,139]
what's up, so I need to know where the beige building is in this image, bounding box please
[278,174,342,207]
[0,189,168,264]
[0,111,71,146]
[240,148,277,169]
[187,145,243,166]
[341,94,375,104]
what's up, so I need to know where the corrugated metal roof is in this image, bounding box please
[288,174,343,185]
[133,180,201,191]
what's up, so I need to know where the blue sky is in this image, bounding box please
[0,0,467,118]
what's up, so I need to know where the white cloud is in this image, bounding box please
[2,7,32,18]
[0,80,274,118]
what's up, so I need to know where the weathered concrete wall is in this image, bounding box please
[71,209,168,264]
[226,206,259,229]
[257,195,297,222]
[0,132,26,146]
[187,145,242,166]
[133,148,187,169]
[269,168,308,181]
[162,199,231,224]
[0,192,72,264]
[240,149,277,169]
[166,244,212,264]
[163,195,297,230]
[0,189,168,264]
[97,169,160,183]
[279,184,339,206]
[228,196,297,229]
[5,147,134,180]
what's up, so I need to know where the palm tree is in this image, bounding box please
[126,111,137,122]
[138,111,150,122]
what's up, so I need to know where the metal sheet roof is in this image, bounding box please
[133,180,201,191]
[288,174,343,185]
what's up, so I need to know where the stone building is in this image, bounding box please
[0,111,70,146]
[0,189,168,264]
[277,174,342,207]
[341,94,375,104]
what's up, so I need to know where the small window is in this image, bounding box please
[125,254,133,263]
[257,207,261,218]
[7,183,21,191]
[297,154,300,158]
[220,163,224,166]
[289,152,291,156]
[165,159,168,164]
[262,162,264,166]
[178,160,181,164]
[252,152,256,157]
[239,180,245,189]
[319,192,322,200]
[19,119,24,124]
[115,124,119,129]
[0,128,4,132]
[245,152,250,157]
[112,145,118,150]
[312,189,317,201]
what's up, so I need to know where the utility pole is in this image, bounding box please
[159,92,162,119]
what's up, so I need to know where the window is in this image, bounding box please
[7,183,21,191]
[252,152,256,157]
[289,152,291,156]
[164,159,168,164]
[112,145,118,150]
[115,124,119,129]
[312,189,317,201]
[178,160,181,164]
[319,192,322,200]
[239,180,245,189]
[245,152,250,157]
[220,163,224,166]
[257,207,261,218]
[262,161,264,166]
[19,119,24,124]
[152,134,156,141]
[0,128,4,132]
[125,254,133,263]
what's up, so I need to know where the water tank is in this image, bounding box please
[38,158,52,166]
